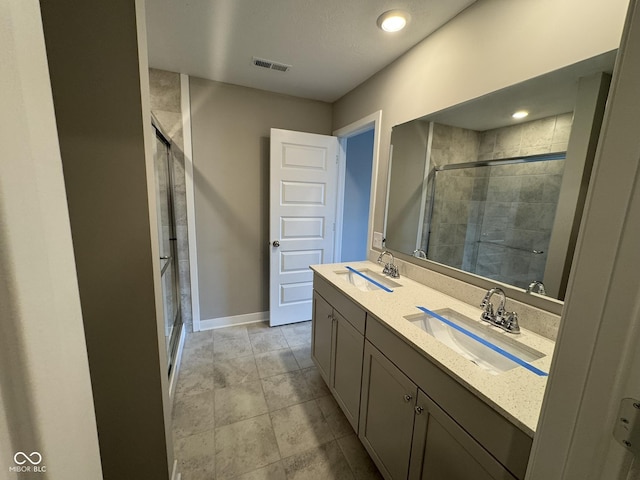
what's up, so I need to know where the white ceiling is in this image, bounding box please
[145,0,477,103]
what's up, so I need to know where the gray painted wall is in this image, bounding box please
[1,1,102,477]
[386,120,430,254]
[189,78,332,321]
[342,129,374,262]
[39,1,172,478]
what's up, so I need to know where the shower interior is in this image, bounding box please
[420,153,565,290]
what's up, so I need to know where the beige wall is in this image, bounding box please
[332,0,628,245]
[190,79,332,321]
[0,1,102,477]
[39,1,172,478]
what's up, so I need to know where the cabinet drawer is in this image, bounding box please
[313,274,366,334]
[367,315,531,480]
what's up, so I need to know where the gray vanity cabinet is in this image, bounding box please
[360,339,519,480]
[331,309,365,428]
[311,275,366,432]
[359,339,419,480]
[312,274,530,480]
[311,292,333,381]
[409,390,518,480]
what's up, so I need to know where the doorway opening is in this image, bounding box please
[334,110,382,264]
[338,129,374,261]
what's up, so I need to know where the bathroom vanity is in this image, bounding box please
[310,261,555,480]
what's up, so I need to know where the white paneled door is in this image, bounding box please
[270,128,339,326]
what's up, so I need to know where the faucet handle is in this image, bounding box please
[389,264,400,279]
[501,312,520,334]
[480,302,494,323]
[480,290,492,309]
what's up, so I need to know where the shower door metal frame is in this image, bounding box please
[423,151,567,256]
[153,124,182,376]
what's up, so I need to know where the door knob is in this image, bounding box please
[272,240,280,247]
[403,394,413,402]
[415,406,424,415]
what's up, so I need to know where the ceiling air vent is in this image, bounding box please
[252,57,291,73]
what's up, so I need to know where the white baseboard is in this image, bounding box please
[168,323,186,406]
[199,311,270,331]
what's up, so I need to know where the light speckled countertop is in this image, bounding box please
[311,260,556,437]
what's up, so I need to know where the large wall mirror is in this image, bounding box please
[384,51,616,302]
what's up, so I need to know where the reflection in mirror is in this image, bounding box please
[426,153,565,291]
[385,51,616,301]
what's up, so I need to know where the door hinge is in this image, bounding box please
[614,398,640,457]
[336,154,339,164]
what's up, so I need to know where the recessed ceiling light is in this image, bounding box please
[512,110,529,119]
[377,10,410,33]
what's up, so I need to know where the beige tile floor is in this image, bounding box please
[173,321,383,480]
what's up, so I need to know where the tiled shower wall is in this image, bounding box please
[149,68,193,331]
[478,113,573,160]
[424,114,572,288]
[425,123,479,267]
[471,160,565,288]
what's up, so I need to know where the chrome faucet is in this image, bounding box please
[377,250,400,278]
[413,249,427,259]
[525,281,546,295]
[480,287,520,334]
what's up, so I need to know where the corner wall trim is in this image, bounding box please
[181,73,201,331]
[200,311,270,331]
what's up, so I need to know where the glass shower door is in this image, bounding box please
[153,127,181,374]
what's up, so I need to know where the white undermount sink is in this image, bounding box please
[334,267,400,292]
[405,308,546,375]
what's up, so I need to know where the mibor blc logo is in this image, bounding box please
[10,451,47,473]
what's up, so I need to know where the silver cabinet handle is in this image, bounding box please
[415,405,424,415]
[160,256,169,260]
[272,240,280,247]
[404,394,413,402]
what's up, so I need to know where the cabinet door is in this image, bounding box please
[360,340,418,480]
[331,310,364,432]
[409,390,517,480]
[311,292,333,383]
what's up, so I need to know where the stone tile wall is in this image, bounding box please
[423,123,479,267]
[424,114,572,290]
[473,159,565,288]
[478,113,573,160]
